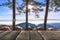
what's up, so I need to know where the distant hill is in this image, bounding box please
[37,23,60,29]
[37,24,55,28]
[49,23,60,28]
[16,22,37,28]
[0,23,60,29]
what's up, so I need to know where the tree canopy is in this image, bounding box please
[0,0,60,17]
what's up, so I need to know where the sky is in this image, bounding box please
[0,0,60,25]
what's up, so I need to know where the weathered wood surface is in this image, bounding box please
[38,31,60,40]
[16,31,29,40]
[0,31,20,40]
[0,31,60,40]
[52,31,60,37]
[0,31,11,39]
[29,31,44,40]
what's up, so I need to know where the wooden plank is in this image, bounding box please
[39,31,60,40]
[0,31,20,40]
[50,31,60,39]
[30,31,44,40]
[16,31,29,40]
[0,31,10,39]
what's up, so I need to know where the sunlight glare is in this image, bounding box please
[28,5,33,10]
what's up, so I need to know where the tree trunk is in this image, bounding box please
[12,0,16,30]
[26,0,28,30]
[44,0,49,30]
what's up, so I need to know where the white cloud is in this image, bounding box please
[0,6,60,25]
[0,16,12,20]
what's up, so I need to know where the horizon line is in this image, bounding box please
[0,19,60,21]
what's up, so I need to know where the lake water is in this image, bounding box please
[0,20,60,25]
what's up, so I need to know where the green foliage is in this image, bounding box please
[50,0,60,7]
[23,0,33,2]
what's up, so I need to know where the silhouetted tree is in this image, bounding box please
[12,0,16,30]
[17,0,45,30]
[0,0,16,30]
[44,0,60,30]
[44,0,49,30]
[0,0,51,30]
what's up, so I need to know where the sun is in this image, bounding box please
[28,5,33,10]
